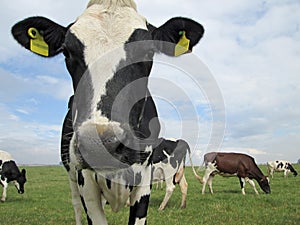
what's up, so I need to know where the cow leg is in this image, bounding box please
[60,99,82,224]
[0,179,8,202]
[202,165,214,194]
[284,170,288,178]
[78,169,107,225]
[239,177,246,195]
[128,171,152,225]
[68,170,83,225]
[246,178,259,195]
[155,181,159,190]
[201,177,207,194]
[158,177,175,211]
[207,175,214,194]
[178,174,188,209]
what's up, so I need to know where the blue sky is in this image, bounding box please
[0,0,299,165]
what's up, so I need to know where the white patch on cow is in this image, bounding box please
[94,171,131,212]
[78,113,124,140]
[70,4,147,115]
[166,138,177,142]
[87,0,137,10]
[134,218,147,225]
[13,181,20,192]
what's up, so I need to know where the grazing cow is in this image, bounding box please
[267,160,298,178]
[12,1,204,224]
[202,152,270,195]
[0,150,27,202]
[152,138,200,210]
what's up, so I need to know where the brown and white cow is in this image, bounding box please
[267,160,298,178]
[202,152,270,195]
[11,1,204,224]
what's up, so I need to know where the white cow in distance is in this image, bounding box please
[267,160,298,178]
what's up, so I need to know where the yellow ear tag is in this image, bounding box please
[174,31,190,57]
[28,28,49,57]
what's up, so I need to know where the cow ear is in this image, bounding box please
[11,16,68,57]
[151,17,204,56]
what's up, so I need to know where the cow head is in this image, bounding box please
[287,163,298,177]
[259,176,271,194]
[14,169,27,194]
[11,2,204,170]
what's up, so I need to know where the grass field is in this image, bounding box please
[0,164,299,225]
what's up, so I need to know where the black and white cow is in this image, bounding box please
[202,152,270,195]
[12,1,204,224]
[152,138,200,210]
[0,150,27,202]
[267,160,298,178]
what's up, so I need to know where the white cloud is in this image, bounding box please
[0,104,62,164]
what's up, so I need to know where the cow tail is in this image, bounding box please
[187,144,203,184]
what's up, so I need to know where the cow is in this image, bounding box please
[267,160,298,178]
[201,152,270,195]
[11,1,204,224]
[152,138,201,210]
[0,150,27,202]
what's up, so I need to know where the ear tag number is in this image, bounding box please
[175,31,190,57]
[28,28,49,57]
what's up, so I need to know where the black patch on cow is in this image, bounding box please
[60,96,74,172]
[80,196,93,225]
[152,139,188,170]
[129,195,150,225]
[123,168,135,191]
[77,170,85,187]
[135,172,142,186]
[152,139,177,164]
[277,162,284,169]
[1,161,20,182]
[0,160,2,167]
[95,173,98,184]
[97,29,154,126]
[63,31,87,91]
[106,178,112,190]
[169,156,178,169]
[172,174,177,185]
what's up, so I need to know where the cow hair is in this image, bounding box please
[87,0,137,11]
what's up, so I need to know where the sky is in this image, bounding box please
[0,0,299,165]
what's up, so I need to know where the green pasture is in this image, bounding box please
[0,165,299,225]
